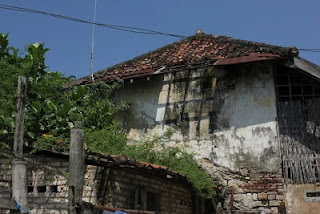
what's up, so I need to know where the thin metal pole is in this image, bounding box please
[89,0,97,82]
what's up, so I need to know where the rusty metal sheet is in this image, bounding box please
[214,53,280,66]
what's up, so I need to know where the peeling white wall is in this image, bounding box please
[114,62,281,174]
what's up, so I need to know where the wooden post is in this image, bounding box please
[12,76,28,213]
[13,76,27,157]
[68,121,85,214]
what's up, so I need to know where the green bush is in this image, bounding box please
[86,129,216,199]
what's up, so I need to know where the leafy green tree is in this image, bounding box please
[0,33,126,151]
[0,33,215,200]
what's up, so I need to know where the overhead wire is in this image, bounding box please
[1,3,320,53]
[0,3,186,39]
[298,49,320,52]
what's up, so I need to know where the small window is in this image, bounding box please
[37,186,46,193]
[147,192,160,212]
[50,185,58,193]
[306,192,320,197]
[27,186,34,193]
[135,190,143,210]
[304,191,320,202]
[134,190,160,213]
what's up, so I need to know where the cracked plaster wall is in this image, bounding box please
[114,62,281,175]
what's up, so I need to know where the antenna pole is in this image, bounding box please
[89,0,97,81]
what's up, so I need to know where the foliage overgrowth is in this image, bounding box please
[87,129,216,199]
[0,33,215,199]
[0,33,126,151]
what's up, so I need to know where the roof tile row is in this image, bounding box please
[75,34,298,85]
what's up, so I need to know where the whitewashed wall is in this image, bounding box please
[114,61,280,174]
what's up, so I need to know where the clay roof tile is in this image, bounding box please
[74,33,297,85]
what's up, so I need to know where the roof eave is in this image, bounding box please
[292,57,320,80]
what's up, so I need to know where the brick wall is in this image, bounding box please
[0,155,69,214]
[0,157,12,214]
[27,157,69,214]
[0,155,203,214]
[84,165,200,214]
[233,170,285,214]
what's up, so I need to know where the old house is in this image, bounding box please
[75,31,320,214]
[0,150,206,214]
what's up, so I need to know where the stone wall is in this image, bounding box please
[200,159,285,214]
[0,154,201,214]
[0,157,12,214]
[0,155,69,214]
[84,166,201,214]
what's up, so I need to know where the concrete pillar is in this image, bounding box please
[68,121,85,214]
[12,160,28,213]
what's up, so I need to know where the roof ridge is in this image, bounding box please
[74,33,299,85]
[202,34,294,49]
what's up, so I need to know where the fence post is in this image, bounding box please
[68,121,85,214]
[13,76,27,156]
[12,76,28,213]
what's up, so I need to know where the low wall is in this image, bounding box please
[0,154,202,214]
[285,184,320,214]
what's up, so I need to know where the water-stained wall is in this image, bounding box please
[285,184,320,214]
[114,61,280,175]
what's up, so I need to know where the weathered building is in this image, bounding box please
[76,32,320,214]
[0,150,205,214]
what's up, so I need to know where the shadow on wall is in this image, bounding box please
[114,62,278,136]
[114,75,164,132]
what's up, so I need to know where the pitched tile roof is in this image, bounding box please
[75,33,299,85]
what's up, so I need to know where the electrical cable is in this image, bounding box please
[298,49,320,52]
[2,4,320,54]
[0,3,186,39]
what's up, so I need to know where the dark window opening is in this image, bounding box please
[135,190,160,213]
[146,192,160,212]
[135,190,143,210]
[50,185,58,193]
[37,186,46,193]
[306,192,320,197]
[275,65,320,103]
[27,186,34,193]
[128,190,136,209]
